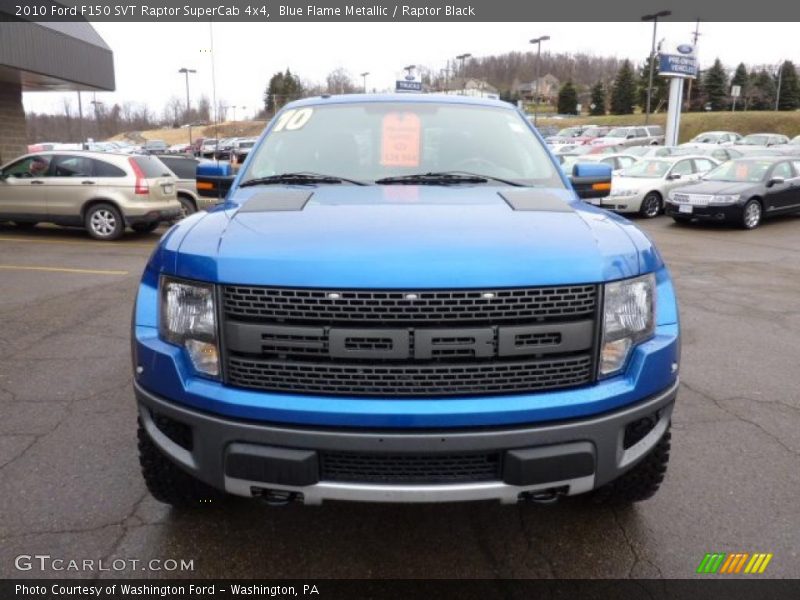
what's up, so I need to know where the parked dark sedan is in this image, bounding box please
[665,157,800,229]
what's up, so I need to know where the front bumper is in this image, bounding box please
[665,201,742,222]
[136,379,677,504]
[600,193,644,213]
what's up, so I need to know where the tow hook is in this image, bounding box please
[255,489,301,506]
[518,487,567,504]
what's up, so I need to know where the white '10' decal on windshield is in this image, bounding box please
[272,108,313,132]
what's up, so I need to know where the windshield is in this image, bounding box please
[606,128,631,138]
[244,102,564,186]
[620,159,671,178]
[703,160,772,183]
[741,135,770,146]
[691,133,722,143]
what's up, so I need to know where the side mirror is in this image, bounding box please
[668,173,682,180]
[767,176,785,188]
[626,134,635,139]
[570,163,612,200]
[196,162,235,199]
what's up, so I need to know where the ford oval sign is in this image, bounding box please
[677,44,693,54]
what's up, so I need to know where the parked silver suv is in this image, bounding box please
[0,151,181,240]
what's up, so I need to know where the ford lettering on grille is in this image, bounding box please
[221,285,600,397]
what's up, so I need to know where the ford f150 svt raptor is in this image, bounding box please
[132,94,679,507]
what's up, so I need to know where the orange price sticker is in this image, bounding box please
[381,112,421,167]
[735,164,749,179]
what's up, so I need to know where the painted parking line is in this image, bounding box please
[0,236,155,248]
[0,265,129,276]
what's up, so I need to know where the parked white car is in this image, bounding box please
[601,155,720,218]
[685,131,742,146]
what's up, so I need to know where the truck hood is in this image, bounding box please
[167,185,656,288]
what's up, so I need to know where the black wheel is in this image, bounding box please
[84,203,124,240]
[178,196,197,218]
[591,429,671,504]
[639,192,662,218]
[131,222,160,234]
[741,199,762,230]
[138,419,224,508]
[13,221,38,229]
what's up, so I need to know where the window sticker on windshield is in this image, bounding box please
[272,108,314,132]
[381,112,421,167]
[735,164,750,180]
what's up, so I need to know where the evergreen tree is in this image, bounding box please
[703,59,729,111]
[750,69,776,110]
[557,80,579,114]
[263,69,305,115]
[637,55,668,111]
[777,61,800,111]
[610,60,637,115]
[731,63,748,96]
[589,82,606,115]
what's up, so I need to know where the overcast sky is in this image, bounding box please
[22,21,796,117]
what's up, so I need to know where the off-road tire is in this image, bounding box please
[137,419,224,508]
[591,429,671,504]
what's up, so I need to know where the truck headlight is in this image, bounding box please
[159,276,220,377]
[600,273,656,377]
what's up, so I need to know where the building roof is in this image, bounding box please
[0,18,114,91]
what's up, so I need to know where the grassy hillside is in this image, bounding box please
[110,120,267,144]
[538,111,800,143]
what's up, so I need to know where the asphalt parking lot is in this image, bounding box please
[1,214,799,579]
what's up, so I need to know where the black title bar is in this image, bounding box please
[1,0,799,21]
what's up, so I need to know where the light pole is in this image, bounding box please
[90,95,103,140]
[360,71,370,93]
[642,10,671,125]
[178,67,197,144]
[529,36,549,126]
[775,61,784,111]
[456,53,471,93]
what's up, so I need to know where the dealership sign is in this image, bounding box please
[658,42,698,79]
[396,79,423,92]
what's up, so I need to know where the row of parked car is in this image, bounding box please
[552,129,800,229]
[29,135,261,164]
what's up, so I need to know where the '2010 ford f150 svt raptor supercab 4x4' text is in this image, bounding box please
[132,94,679,507]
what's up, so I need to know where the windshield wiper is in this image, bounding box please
[239,172,366,187]
[375,171,523,186]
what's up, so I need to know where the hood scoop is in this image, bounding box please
[238,190,314,213]
[498,189,574,212]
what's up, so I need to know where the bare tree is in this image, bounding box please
[325,68,358,94]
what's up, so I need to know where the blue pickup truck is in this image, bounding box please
[132,94,679,507]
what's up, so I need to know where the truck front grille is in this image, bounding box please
[320,451,501,484]
[221,284,599,397]
[223,284,597,323]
